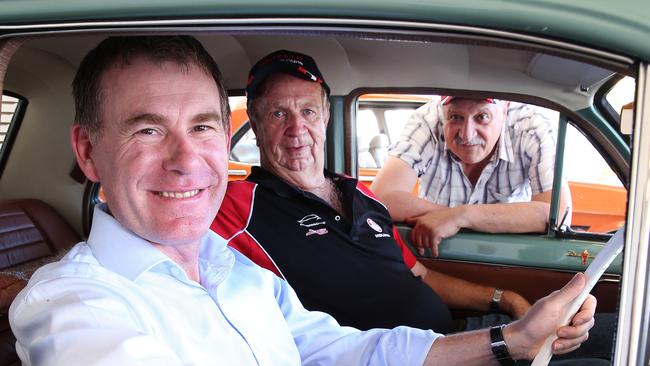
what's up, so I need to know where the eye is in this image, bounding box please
[447,114,463,123]
[137,128,158,136]
[271,110,286,119]
[476,113,491,123]
[193,125,213,132]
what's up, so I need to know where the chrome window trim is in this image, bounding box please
[0,17,633,66]
[615,62,649,366]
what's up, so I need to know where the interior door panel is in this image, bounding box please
[396,224,621,313]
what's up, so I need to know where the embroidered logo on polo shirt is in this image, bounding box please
[367,218,382,232]
[306,228,328,236]
[298,214,326,227]
[298,214,328,236]
[367,218,390,238]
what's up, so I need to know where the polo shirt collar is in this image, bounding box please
[248,166,302,198]
[248,166,346,198]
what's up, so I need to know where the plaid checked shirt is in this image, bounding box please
[389,101,557,207]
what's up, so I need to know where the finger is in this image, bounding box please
[557,316,594,339]
[413,227,429,250]
[570,295,597,326]
[417,247,425,256]
[405,214,425,225]
[553,272,586,304]
[410,228,418,245]
[552,332,588,354]
[553,342,582,355]
[432,238,440,257]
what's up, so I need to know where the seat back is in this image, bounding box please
[0,199,79,366]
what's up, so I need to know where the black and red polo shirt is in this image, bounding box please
[211,167,453,332]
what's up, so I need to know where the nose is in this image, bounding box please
[285,112,307,136]
[163,133,201,174]
[458,121,476,142]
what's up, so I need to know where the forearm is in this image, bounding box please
[422,269,493,311]
[423,329,499,365]
[461,201,550,233]
[380,191,446,221]
[424,323,531,365]
[372,156,447,221]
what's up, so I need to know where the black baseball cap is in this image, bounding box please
[246,49,330,99]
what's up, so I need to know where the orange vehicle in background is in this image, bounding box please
[227,97,252,182]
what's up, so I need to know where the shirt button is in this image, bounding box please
[335,215,341,221]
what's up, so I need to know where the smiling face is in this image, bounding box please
[72,56,229,249]
[441,98,507,168]
[250,73,330,189]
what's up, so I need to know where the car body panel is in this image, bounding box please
[0,0,647,60]
[0,2,646,364]
[396,225,623,273]
[422,258,620,313]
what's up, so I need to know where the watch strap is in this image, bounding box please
[490,324,515,366]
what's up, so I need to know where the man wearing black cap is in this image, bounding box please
[211,50,598,365]
[213,50,536,334]
[372,97,572,256]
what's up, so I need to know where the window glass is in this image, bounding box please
[1,95,20,149]
[228,95,260,166]
[606,76,635,115]
[231,127,260,164]
[0,94,26,175]
[384,109,415,143]
[354,93,626,234]
[357,109,381,168]
[563,124,626,233]
[355,94,432,169]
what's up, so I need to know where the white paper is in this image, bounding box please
[531,226,625,366]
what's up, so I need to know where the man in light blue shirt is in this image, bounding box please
[10,36,597,366]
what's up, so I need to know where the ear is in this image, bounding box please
[248,118,261,147]
[70,124,100,182]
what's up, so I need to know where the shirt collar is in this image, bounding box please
[87,204,170,281]
[88,204,235,284]
[497,117,514,163]
[247,166,345,198]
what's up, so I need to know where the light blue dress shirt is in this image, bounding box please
[10,205,439,365]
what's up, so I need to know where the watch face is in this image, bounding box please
[492,288,503,302]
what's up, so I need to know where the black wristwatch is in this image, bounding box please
[490,324,515,366]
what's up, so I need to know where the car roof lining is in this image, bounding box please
[3,23,633,111]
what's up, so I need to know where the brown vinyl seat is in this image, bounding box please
[0,199,80,366]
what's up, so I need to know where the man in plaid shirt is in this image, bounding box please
[373,97,572,255]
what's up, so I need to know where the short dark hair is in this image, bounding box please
[72,36,230,142]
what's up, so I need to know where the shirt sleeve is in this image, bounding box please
[274,272,441,366]
[388,101,441,177]
[212,182,286,278]
[511,104,557,195]
[11,276,185,366]
[393,225,417,269]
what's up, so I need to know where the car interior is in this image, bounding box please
[0,23,636,364]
